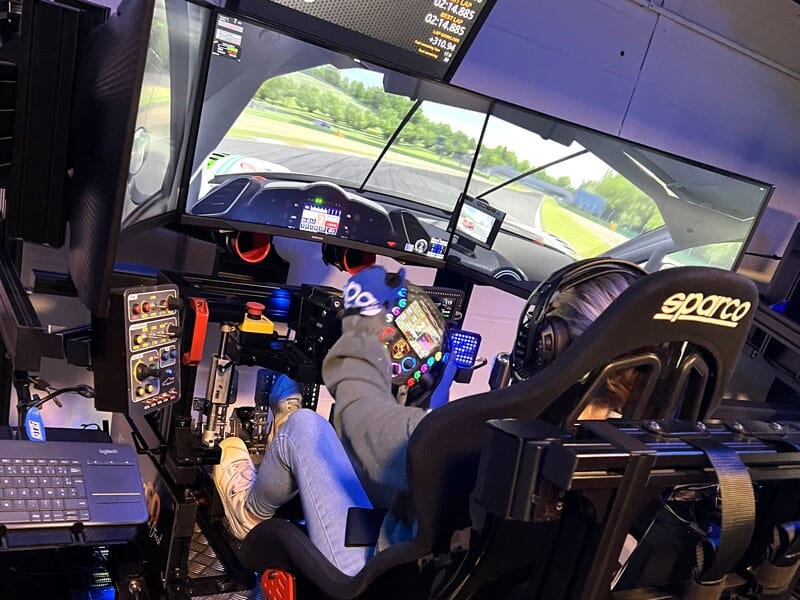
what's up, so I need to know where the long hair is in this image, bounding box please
[547,272,641,415]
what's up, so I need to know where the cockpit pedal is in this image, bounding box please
[261,568,296,600]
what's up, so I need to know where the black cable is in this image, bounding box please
[25,384,95,410]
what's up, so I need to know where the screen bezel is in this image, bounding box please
[452,194,505,250]
[226,0,497,83]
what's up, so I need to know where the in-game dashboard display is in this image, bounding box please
[188,177,450,263]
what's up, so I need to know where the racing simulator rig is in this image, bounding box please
[4,0,800,599]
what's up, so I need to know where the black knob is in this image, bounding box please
[135,363,160,381]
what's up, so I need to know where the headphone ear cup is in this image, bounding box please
[535,316,571,372]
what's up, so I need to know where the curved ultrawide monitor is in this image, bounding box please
[182,9,772,295]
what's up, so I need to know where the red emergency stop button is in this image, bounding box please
[247,302,265,317]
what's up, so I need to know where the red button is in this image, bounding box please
[142,302,152,313]
[246,302,265,317]
[132,304,141,315]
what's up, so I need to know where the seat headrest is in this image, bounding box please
[537,266,757,421]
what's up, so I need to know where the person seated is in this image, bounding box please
[542,269,644,420]
[213,264,641,576]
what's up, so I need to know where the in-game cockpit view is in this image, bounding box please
[163,12,772,294]
[6,0,800,599]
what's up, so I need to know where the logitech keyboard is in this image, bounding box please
[0,439,147,547]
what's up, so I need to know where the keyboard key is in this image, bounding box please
[0,511,32,523]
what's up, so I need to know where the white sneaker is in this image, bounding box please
[213,437,261,539]
[266,394,302,446]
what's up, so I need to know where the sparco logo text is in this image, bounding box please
[653,292,751,328]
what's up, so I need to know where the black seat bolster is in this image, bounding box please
[239,519,428,599]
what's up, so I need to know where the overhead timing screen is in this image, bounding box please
[235,0,496,80]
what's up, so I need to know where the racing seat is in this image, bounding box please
[240,267,758,599]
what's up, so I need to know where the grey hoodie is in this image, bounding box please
[322,313,427,509]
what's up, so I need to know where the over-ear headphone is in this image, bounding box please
[511,258,647,380]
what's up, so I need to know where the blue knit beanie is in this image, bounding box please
[343,265,406,316]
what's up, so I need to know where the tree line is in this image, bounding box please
[254,65,666,236]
